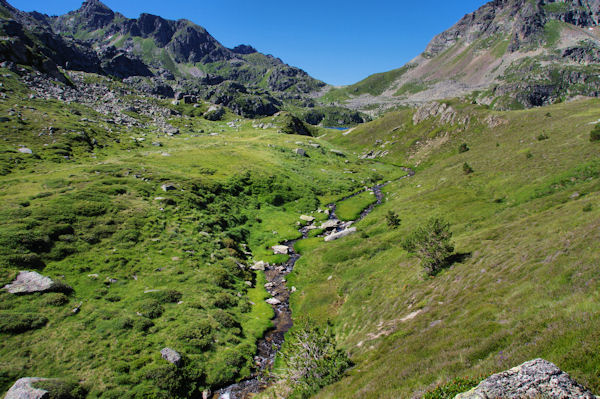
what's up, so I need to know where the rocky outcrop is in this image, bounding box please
[455,358,599,399]
[4,377,50,399]
[3,271,69,295]
[425,0,600,58]
[412,102,469,126]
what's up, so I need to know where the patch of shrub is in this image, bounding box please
[42,293,69,306]
[105,295,121,303]
[276,319,351,399]
[458,143,470,153]
[211,309,239,329]
[73,201,107,217]
[133,317,154,332]
[590,125,600,142]
[149,290,182,304]
[138,300,164,319]
[463,162,474,175]
[385,210,401,227]
[178,320,213,350]
[402,217,455,276]
[423,377,480,399]
[4,252,45,269]
[583,203,593,212]
[0,313,48,334]
[213,293,237,309]
[537,133,549,141]
[33,379,87,399]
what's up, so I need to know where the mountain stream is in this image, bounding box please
[216,168,414,399]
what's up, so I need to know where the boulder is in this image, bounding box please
[3,271,64,295]
[455,359,599,399]
[324,227,357,242]
[164,124,179,136]
[160,348,182,367]
[161,183,177,192]
[294,148,306,157]
[18,147,33,154]
[251,261,267,271]
[203,105,225,121]
[4,377,50,399]
[300,215,315,222]
[272,245,290,255]
[266,298,281,305]
[320,219,340,230]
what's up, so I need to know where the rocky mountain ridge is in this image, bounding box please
[324,0,600,113]
[0,0,370,125]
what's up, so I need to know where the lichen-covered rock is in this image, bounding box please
[4,377,50,399]
[455,358,599,399]
[160,347,182,367]
[3,271,62,295]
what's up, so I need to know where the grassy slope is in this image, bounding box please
[282,99,600,398]
[320,67,411,103]
[0,69,402,397]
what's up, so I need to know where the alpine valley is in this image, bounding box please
[0,1,599,399]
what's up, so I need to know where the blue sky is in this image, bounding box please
[10,0,489,85]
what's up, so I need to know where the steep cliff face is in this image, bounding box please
[326,0,600,113]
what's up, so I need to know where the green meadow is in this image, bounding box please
[268,99,600,398]
[0,68,399,398]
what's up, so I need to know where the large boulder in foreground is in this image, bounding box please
[455,358,598,399]
[3,271,70,295]
[4,377,50,399]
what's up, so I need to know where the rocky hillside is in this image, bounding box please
[323,0,600,113]
[0,0,368,125]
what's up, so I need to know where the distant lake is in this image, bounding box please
[324,127,349,131]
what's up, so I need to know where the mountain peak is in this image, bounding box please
[76,0,114,29]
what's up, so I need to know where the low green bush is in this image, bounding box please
[402,217,455,276]
[138,300,164,319]
[590,125,600,142]
[0,313,48,334]
[423,377,480,399]
[33,379,87,399]
[276,319,351,399]
[463,162,474,175]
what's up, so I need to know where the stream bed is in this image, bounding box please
[216,168,414,399]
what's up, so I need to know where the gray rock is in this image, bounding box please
[324,227,357,242]
[161,183,177,192]
[294,148,306,157]
[300,215,315,222]
[203,105,225,121]
[455,358,599,399]
[266,297,281,305]
[3,271,60,295]
[272,245,290,255]
[18,147,33,154]
[251,261,267,271]
[4,377,50,399]
[320,219,341,230]
[160,348,182,367]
